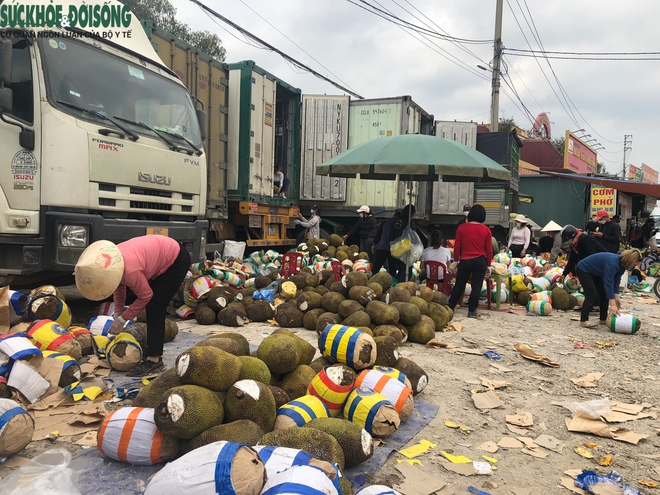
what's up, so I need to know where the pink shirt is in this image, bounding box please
[113,236,181,321]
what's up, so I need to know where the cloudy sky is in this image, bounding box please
[169,0,660,175]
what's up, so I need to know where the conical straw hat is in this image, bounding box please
[74,240,124,301]
[541,220,562,232]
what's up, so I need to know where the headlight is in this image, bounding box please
[59,225,88,247]
[200,229,207,260]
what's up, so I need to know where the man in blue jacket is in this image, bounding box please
[576,249,642,328]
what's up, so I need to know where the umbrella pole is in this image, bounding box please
[406,180,412,282]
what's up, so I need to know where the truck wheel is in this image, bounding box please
[653,278,660,299]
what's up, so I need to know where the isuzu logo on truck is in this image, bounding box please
[138,172,171,186]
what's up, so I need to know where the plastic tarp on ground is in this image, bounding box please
[77,331,438,494]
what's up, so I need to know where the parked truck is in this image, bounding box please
[299,95,434,237]
[142,23,302,250]
[0,0,208,286]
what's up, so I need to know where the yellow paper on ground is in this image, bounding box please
[398,439,437,458]
[441,451,472,464]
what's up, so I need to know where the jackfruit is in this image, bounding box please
[319,325,377,370]
[551,287,571,311]
[409,296,429,315]
[289,275,309,291]
[366,282,383,300]
[217,305,248,327]
[374,336,400,367]
[238,287,256,299]
[194,304,217,325]
[396,282,419,297]
[189,420,264,451]
[132,368,183,408]
[281,365,317,400]
[274,306,305,328]
[123,322,147,349]
[517,290,533,306]
[154,384,224,439]
[342,272,369,290]
[270,329,316,365]
[258,427,345,470]
[443,305,454,323]
[297,291,323,312]
[224,379,277,433]
[356,326,374,337]
[175,345,241,392]
[246,300,276,322]
[216,332,250,356]
[303,418,374,468]
[330,282,349,297]
[395,323,409,342]
[280,281,298,300]
[348,286,377,306]
[373,325,404,344]
[315,286,330,297]
[329,234,344,247]
[241,297,255,310]
[431,291,448,306]
[30,285,65,301]
[316,312,341,335]
[238,356,272,384]
[344,388,400,438]
[255,275,272,289]
[309,356,333,374]
[395,357,428,395]
[206,286,236,312]
[390,302,421,326]
[195,337,240,355]
[269,386,290,409]
[568,294,578,309]
[408,316,435,344]
[418,286,434,302]
[338,300,364,320]
[426,302,448,331]
[341,310,371,328]
[164,319,179,343]
[340,478,355,495]
[323,292,346,313]
[303,308,326,331]
[258,334,302,374]
[384,287,411,304]
[369,271,393,293]
[365,301,400,326]
[305,275,319,288]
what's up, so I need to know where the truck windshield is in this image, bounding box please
[39,37,202,146]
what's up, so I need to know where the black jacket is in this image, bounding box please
[597,221,621,253]
[564,234,607,277]
[346,215,378,240]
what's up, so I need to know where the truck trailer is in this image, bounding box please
[0,0,208,286]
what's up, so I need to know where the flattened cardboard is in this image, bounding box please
[0,286,9,334]
[506,424,531,436]
[534,434,564,453]
[506,410,533,427]
[570,373,605,388]
[28,355,64,396]
[439,459,476,476]
[565,412,649,444]
[514,343,559,367]
[32,404,107,440]
[472,391,503,410]
[75,431,98,447]
[610,401,645,415]
[476,441,499,453]
[490,363,513,372]
[394,462,451,495]
[480,377,507,390]
[497,436,524,449]
[560,477,588,494]
[516,437,539,448]
[0,456,29,468]
[522,447,548,459]
[602,411,657,423]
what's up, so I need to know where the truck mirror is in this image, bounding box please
[0,39,12,113]
[20,130,35,151]
[196,108,207,142]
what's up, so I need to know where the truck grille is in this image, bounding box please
[92,183,198,215]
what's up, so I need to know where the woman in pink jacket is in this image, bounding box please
[75,236,190,376]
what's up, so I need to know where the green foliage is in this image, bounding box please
[498,116,518,132]
[120,0,226,60]
[551,136,565,156]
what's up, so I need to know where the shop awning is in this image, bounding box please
[538,170,660,199]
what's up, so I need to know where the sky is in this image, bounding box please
[168,0,660,176]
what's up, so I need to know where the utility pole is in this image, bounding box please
[623,135,633,178]
[490,0,504,132]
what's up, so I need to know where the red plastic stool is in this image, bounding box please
[330,260,347,282]
[424,261,456,296]
[281,252,303,278]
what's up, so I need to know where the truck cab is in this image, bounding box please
[0,0,208,286]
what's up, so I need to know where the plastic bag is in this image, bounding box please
[223,240,246,260]
[391,226,423,264]
[253,281,279,302]
[0,449,102,495]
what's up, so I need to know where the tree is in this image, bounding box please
[120,0,226,61]
[551,136,565,156]
[597,161,606,174]
[498,116,518,132]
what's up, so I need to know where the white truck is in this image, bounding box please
[0,0,208,286]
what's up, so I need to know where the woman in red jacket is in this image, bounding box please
[448,205,493,318]
[74,236,190,376]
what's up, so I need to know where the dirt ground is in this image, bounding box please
[2,284,660,494]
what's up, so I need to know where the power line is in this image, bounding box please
[188,0,365,99]
[236,0,358,94]
[505,52,660,61]
[506,47,660,57]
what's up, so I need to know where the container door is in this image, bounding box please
[227,69,241,190]
[300,95,349,201]
[250,72,277,198]
[398,102,419,211]
[204,61,228,215]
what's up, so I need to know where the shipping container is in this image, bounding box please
[227,61,301,206]
[518,175,589,229]
[142,20,229,221]
[431,121,477,216]
[476,130,522,192]
[299,95,350,202]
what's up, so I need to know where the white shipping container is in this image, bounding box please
[346,97,431,209]
[432,121,478,215]
[227,67,277,198]
[300,95,350,201]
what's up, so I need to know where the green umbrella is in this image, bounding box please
[316,133,511,181]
